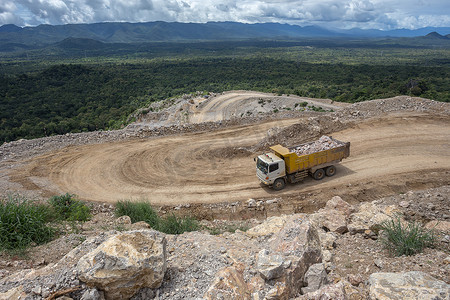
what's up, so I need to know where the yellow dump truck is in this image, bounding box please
[256,136,350,190]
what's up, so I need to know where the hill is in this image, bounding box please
[1,21,450,53]
[425,31,449,39]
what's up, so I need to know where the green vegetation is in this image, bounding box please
[48,193,91,222]
[0,195,55,251]
[295,101,309,108]
[115,200,199,234]
[115,200,160,228]
[379,215,436,256]
[0,194,91,252]
[159,214,199,235]
[1,40,449,144]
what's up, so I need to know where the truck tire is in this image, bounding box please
[313,169,325,180]
[273,178,286,191]
[325,165,336,177]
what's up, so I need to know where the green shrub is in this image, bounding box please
[115,200,199,234]
[300,101,308,107]
[48,193,91,222]
[115,200,159,229]
[0,195,55,251]
[379,215,436,256]
[160,214,199,234]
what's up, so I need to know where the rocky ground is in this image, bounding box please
[0,92,449,299]
[0,186,448,299]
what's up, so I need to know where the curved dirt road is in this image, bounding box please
[188,91,342,123]
[10,113,450,205]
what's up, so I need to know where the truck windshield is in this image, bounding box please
[257,157,268,174]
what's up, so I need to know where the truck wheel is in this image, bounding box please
[313,169,325,180]
[325,165,336,177]
[273,178,286,191]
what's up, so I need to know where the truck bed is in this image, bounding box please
[270,136,350,174]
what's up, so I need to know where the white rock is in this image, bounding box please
[77,230,166,300]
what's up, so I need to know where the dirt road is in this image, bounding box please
[9,112,450,207]
[188,91,342,123]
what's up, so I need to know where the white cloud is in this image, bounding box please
[0,0,449,29]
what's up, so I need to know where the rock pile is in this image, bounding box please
[1,191,448,299]
[292,135,341,156]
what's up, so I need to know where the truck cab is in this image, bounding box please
[256,153,286,190]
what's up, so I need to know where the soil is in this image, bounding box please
[0,91,449,293]
[5,113,449,210]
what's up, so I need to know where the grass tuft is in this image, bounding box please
[379,215,436,256]
[115,200,159,229]
[115,200,199,234]
[160,214,199,234]
[48,193,91,222]
[0,195,55,251]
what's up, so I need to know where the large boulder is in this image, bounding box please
[311,209,348,234]
[245,215,289,238]
[256,249,290,281]
[270,215,321,259]
[295,280,363,300]
[347,201,400,235]
[0,233,113,300]
[77,230,166,300]
[368,271,450,300]
[310,196,354,234]
[324,196,355,217]
[269,215,322,298]
[204,266,251,300]
[301,263,329,294]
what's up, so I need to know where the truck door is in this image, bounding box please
[269,163,281,179]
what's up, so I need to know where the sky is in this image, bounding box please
[0,0,449,30]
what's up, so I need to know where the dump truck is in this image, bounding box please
[256,136,350,190]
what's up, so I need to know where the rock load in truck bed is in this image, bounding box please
[292,136,341,156]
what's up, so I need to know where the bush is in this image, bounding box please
[0,195,55,251]
[379,216,436,256]
[48,193,91,222]
[160,214,199,234]
[115,200,199,234]
[115,200,159,229]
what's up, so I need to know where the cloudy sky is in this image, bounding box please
[1,0,449,30]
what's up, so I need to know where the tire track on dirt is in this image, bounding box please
[9,113,450,206]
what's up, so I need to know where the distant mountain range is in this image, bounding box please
[1,21,449,52]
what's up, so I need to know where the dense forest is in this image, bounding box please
[1,42,449,144]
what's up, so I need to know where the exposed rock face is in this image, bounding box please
[301,263,329,294]
[368,271,450,300]
[2,191,449,299]
[245,215,289,238]
[425,220,450,232]
[347,201,400,234]
[310,196,355,234]
[0,232,113,300]
[325,196,355,217]
[256,249,288,281]
[269,215,323,298]
[77,230,166,300]
[296,280,364,300]
[312,209,348,234]
[317,230,337,250]
[204,266,251,300]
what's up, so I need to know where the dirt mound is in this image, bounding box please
[129,90,344,128]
